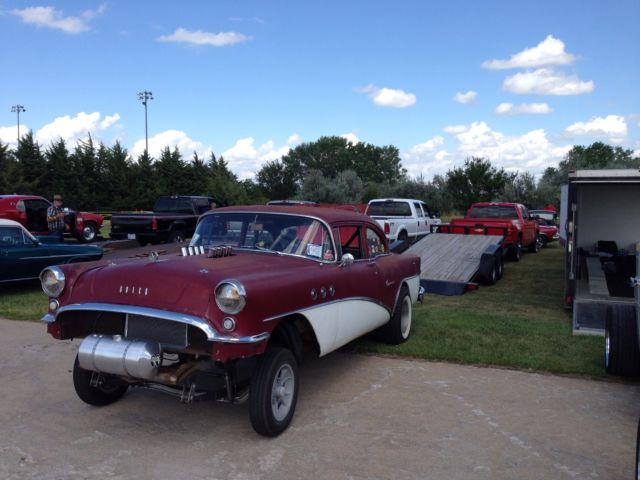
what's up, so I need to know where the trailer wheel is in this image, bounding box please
[495,255,504,280]
[604,306,640,377]
[635,418,640,480]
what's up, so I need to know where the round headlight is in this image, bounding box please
[215,280,246,314]
[40,266,66,298]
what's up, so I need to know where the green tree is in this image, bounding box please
[0,141,19,193]
[256,160,298,200]
[155,147,189,195]
[130,150,158,210]
[13,131,47,194]
[43,139,73,202]
[298,169,363,203]
[445,157,512,211]
[500,171,538,207]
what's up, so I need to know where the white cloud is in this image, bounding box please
[402,136,451,178]
[482,35,576,70]
[0,125,30,149]
[495,102,553,115]
[503,68,594,96]
[443,125,467,134]
[130,130,211,160]
[157,28,251,47]
[565,115,628,143]
[35,112,121,147]
[359,84,416,108]
[221,135,300,180]
[340,132,360,145]
[10,5,104,34]
[453,91,477,104]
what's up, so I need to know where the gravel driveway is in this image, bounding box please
[1,319,638,480]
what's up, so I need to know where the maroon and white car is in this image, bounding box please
[41,205,422,436]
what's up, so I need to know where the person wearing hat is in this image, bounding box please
[46,194,68,242]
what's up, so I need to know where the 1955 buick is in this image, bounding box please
[41,205,422,436]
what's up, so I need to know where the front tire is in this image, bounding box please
[72,356,128,406]
[249,348,299,437]
[377,285,412,344]
[167,230,186,243]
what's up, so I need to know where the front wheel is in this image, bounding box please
[249,348,299,437]
[78,222,98,243]
[72,356,128,406]
[167,230,186,243]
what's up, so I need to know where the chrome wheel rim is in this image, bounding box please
[83,226,96,241]
[271,363,295,422]
[400,296,412,339]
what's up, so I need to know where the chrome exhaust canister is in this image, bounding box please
[78,334,162,380]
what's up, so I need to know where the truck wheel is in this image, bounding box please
[250,347,298,437]
[78,222,98,243]
[72,356,128,406]
[528,234,541,253]
[537,234,547,249]
[604,306,640,376]
[167,230,186,243]
[376,285,412,344]
[508,241,522,261]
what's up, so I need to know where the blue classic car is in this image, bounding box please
[0,219,103,283]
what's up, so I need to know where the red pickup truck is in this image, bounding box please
[446,202,540,261]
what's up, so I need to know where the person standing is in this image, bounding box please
[46,194,67,242]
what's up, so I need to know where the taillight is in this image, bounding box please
[151,217,158,230]
[384,222,390,234]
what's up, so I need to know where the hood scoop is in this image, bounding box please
[180,245,234,258]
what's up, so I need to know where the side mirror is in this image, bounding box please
[433,211,441,219]
[340,253,354,267]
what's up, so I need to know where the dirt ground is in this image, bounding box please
[1,318,638,480]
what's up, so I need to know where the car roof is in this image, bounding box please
[0,219,24,227]
[205,204,376,225]
[0,194,46,201]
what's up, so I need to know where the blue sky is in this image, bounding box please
[1,0,639,179]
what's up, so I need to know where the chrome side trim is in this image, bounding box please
[40,302,269,344]
[262,296,392,323]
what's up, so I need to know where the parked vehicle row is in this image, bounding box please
[0,194,104,243]
[365,198,441,243]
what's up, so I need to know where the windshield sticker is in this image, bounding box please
[306,243,322,258]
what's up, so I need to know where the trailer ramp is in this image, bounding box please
[406,233,504,295]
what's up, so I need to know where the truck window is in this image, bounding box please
[469,205,518,219]
[173,199,195,214]
[367,201,412,217]
[153,197,172,212]
[413,202,425,218]
[421,203,432,218]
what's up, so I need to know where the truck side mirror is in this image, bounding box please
[433,211,441,219]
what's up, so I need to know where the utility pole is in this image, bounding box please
[137,91,153,154]
[11,105,26,143]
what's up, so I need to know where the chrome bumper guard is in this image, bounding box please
[41,303,269,344]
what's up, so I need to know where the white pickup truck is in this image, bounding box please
[365,198,441,243]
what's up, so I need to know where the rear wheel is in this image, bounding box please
[508,240,522,261]
[604,306,640,376]
[167,230,186,243]
[249,348,298,437]
[528,234,542,253]
[78,222,98,243]
[397,231,409,243]
[376,286,412,344]
[72,356,128,406]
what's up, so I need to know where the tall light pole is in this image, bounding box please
[11,105,26,143]
[137,91,153,154]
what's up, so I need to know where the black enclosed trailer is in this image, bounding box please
[562,169,640,335]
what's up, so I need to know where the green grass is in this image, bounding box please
[0,282,48,321]
[100,219,111,239]
[349,243,605,377]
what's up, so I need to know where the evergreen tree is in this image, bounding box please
[13,131,47,194]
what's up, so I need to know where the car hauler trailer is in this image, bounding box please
[562,169,640,335]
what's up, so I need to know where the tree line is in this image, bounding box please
[0,132,637,213]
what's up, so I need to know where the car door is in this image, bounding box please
[413,201,429,237]
[520,206,535,245]
[24,198,51,233]
[0,226,49,282]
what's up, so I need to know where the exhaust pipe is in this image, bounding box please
[78,334,162,380]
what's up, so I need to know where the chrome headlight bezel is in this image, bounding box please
[215,279,246,315]
[40,266,66,298]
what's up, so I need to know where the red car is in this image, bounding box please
[0,195,104,242]
[445,202,540,260]
[40,205,422,436]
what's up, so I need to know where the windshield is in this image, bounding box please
[531,211,556,222]
[190,212,336,262]
[469,205,519,219]
[367,201,411,216]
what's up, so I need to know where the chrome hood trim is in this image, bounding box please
[41,302,269,344]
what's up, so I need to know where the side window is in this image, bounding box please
[16,200,26,212]
[413,202,425,218]
[338,226,363,260]
[0,227,28,247]
[521,206,529,219]
[366,228,387,258]
[421,202,431,218]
